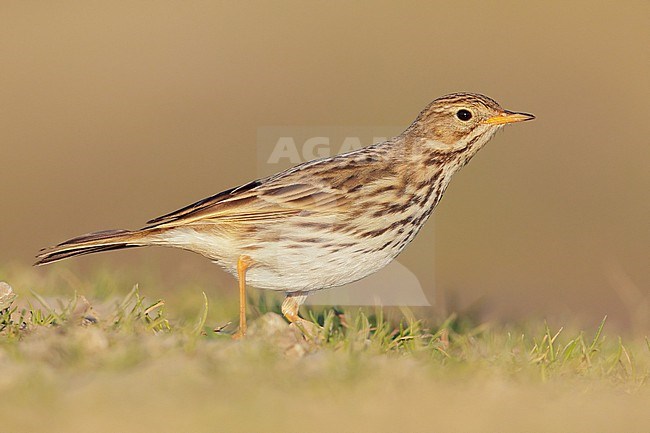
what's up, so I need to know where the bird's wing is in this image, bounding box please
[145,175,348,228]
[145,179,263,226]
[144,144,398,229]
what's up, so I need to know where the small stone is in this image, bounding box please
[247,313,321,357]
[0,282,16,310]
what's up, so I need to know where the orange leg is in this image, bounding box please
[281,292,319,339]
[233,255,253,339]
[281,294,306,324]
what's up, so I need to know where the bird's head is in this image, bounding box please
[406,92,534,154]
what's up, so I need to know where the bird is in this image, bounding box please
[35,92,534,337]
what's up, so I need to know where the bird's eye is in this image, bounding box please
[456,109,472,121]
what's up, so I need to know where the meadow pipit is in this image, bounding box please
[36,93,534,337]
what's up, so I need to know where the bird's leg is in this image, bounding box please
[281,292,307,323]
[281,292,319,339]
[233,255,253,339]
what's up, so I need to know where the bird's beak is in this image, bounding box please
[483,110,535,125]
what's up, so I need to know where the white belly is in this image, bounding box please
[157,225,404,293]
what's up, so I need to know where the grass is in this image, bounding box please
[0,267,648,433]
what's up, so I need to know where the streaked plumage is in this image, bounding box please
[36,93,534,335]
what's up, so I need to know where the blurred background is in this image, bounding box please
[1,1,648,331]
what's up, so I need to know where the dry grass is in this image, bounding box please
[0,267,648,433]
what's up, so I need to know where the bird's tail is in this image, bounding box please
[34,229,157,266]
